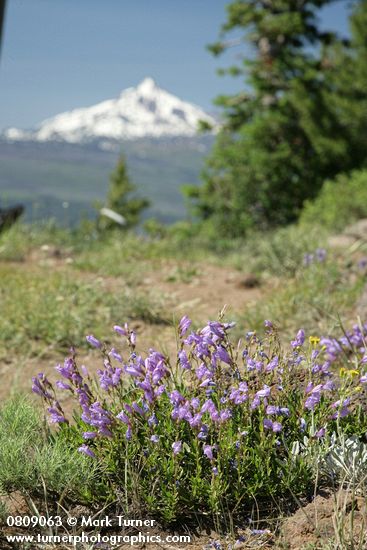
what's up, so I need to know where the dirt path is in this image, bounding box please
[0,254,263,403]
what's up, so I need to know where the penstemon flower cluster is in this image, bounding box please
[32,316,367,521]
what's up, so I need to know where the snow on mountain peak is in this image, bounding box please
[136,77,158,94]
[4,79,216,144]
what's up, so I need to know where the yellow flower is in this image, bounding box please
[309,336,320,346]
[340,368,359,377]
[355,386,363,393]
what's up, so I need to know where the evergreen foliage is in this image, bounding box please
[186,0,366,237]
[99,154,149,230]
[322,0,367,170]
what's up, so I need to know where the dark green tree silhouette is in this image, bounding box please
[322,0,367,171]
[185,0,354,236]
[99,154,149,231]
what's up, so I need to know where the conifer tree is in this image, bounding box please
[99,155,149,231]
[323,0,367,170]
[186,0,348,236]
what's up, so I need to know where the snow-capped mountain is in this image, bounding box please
[4,78,216,144]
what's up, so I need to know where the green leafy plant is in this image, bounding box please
[300,170,367,232]
[31,317,367,525]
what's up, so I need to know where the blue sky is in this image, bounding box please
[0,0,354,131]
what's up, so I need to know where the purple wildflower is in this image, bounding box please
[201,399,216,414]
[83,431,98,439]
[177,404,192,422]
[47,407,67,424]
[272,421,282,433]
[203,444,215,460]
[191,397,200,410]
[266,405,280,415]
[315,427,326,438]
[291,329,305,348]
[189,413,203,428]
[178,350,191,370]
[208,321,225,338]
[169,390,185,405]
[196,363,211,380]
[322,379,335,391]
[114,324,127,336]
[179,315,192,337]
[266,356,278,372]
[55,359,74,380]
[55,380,72,391]
[250,395,261,410]
[216,346,231,365]
[125,365,144,378]
[132,402,145,416]
[31,374,53,399]
[109,348,123,363]
[305,392,321,410]
[155,384,166,397]
[86,335,102,349]
[315,248,327,262]
[148,413,158,427]
[78,445,96,458]
[220,409,232,423]
[172,441,182,455]
[116,411,130,424]
[256,385,271,398]
[263,419,273,430]
[81,365,89,378]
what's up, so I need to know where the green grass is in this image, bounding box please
[0,217,327,280]
[0,263,168,358]
[242,257,365,338]
[0,222,82,262]
[0,219,365,359]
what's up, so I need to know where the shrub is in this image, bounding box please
[0,397,98,503]
[240,224,328,277]
[31,317,367,524]
[244,252,365,337]
[300,170,367,232]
